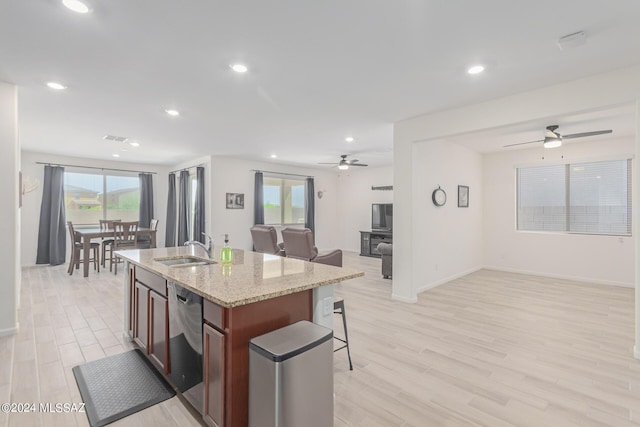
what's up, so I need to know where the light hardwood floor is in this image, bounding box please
[2,252,640,426]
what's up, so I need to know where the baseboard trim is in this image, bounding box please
[416,266,484,295]
[483,265,633,288]
[0,324,18,337]
[391,293,418,303]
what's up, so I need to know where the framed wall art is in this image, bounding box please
[226,193,244,209]
[458,185,469,208]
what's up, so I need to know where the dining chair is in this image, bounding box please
[110,221,139,274]
[99,219,121,267]
[67,221,100,275]
[136,218,159,249]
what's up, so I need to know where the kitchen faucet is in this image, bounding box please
[184,233,214,259]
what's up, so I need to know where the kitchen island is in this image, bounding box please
[116,246,363,427]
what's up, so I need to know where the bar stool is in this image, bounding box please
[333,297,353,370]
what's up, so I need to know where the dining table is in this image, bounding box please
[74,227,157,277]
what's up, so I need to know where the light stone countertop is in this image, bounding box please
[115,246,364,308]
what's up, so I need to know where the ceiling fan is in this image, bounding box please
[318,154,368,170]
[503,125,612,149]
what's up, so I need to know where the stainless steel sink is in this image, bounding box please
[154,256,216,267]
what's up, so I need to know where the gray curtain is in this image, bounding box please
[165,173,176,247]
[254,171,264,225]
[305,177,315,237]
[138,173,154,228]
[194,167,205,243]
[36,165,66,265]
[177,170,190,246]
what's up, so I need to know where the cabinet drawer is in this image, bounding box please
[204,299,226,331]
[135,266,167,296]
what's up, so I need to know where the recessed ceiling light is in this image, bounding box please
[129,141,140,147]
[165,109,180,116]
[62,0,90,14]
[345,137,355,143]
[112,154,120,158]
[46,82,67,90]
[467,65,485,75]
[270,154,277,158]
[230,64,248,73]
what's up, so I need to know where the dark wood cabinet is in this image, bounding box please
[360,230,392,257]
[130,265,313,427]
[149,290,169,373]
[203,323,225,427]
[133,282,149,352]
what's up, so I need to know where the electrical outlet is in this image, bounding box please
[323,297,332,316]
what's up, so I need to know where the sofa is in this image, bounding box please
[377,242,392,279]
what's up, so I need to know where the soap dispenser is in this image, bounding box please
[221,234,233,263]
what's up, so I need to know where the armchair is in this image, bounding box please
[281,227,342,267]
[250,225,285,256]
[377,242,392,279]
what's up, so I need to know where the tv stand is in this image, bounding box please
[360,230,392,258]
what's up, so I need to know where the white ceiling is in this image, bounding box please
[2,1,640,167]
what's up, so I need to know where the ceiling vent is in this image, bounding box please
[557,31,587,50]
[103,135,128,142]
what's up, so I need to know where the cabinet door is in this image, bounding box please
[134,282,150,352]
[203,323,225,427]
[361,233,370,255]
[149,291,169,373]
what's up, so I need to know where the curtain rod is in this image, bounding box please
[36,162,157,174]
[169,163,205,174]
[251,169,314,178]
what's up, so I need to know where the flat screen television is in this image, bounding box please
[372,203,393,231]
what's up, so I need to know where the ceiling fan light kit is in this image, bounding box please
[543,138,562,149]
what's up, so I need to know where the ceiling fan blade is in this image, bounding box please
[317,162,339,165]
[346,159,359,164]
[562,130,612,139]
[503,139,544,148]
[350,163,368,167]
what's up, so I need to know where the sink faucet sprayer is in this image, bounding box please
[184,233,214,259]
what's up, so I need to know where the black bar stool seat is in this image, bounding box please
[333,297,353,370]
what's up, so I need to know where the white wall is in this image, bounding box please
[20,151,169,266]
[412,140,484,292]
[0,82,19,335]
[335,166,393,252]
[208,157,340,251]
[484,137,634,287]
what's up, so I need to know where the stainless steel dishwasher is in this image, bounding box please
[167,281,204,414]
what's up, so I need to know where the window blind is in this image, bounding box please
[517,159,631,236]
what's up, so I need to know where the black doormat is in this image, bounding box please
[72,349,176,427]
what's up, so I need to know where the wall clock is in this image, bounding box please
[432,186,446,207]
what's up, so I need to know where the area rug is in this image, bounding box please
[72,349,175,427]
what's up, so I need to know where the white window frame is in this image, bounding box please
[516,158,632,236]
[263,175,306,226]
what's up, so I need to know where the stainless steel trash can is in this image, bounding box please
[249,320,333,427]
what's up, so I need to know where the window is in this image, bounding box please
[517,159,631,236]
[64,171,140,225]
[263,176,306,225]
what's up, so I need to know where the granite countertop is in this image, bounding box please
[115,246,364,308]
